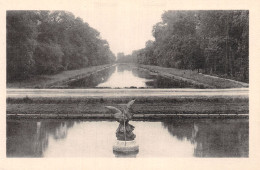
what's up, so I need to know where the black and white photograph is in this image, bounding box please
[1,0,260,169]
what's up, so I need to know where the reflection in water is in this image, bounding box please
[162,119,249,157]
[7,119,248,157]
[145,76,200,88]
[113,150,139,158]
[117,64,133,72]
[97,65,148,88]
[68,66,116,88]
[7,120,75,157]
[66,64,202,88]
[132,68,201,88]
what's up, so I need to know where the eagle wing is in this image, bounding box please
[125,99,136,119]
[105,106,121,114]
[105,106,124,121]
[126,99,135,110]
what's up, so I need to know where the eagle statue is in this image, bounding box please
[105,99,136,141]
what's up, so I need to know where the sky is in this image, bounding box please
[71,1,168,55]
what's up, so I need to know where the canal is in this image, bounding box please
[7,118,248,157]
[67,64,201,88]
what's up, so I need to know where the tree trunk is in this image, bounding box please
[225,17,230,76]
[225,37,229,75]
[229,46,233,77]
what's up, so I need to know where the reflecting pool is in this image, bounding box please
[67,64,201,88]
[7,118,248,157]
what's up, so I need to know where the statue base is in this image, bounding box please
[113,140,139,157]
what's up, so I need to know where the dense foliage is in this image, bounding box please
[7,11,115,81]
[134,11,249,82]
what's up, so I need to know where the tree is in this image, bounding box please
[7,10,116,81]
[134,10,248,82]
[7,11,39,80]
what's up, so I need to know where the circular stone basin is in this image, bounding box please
[113,140,139,155]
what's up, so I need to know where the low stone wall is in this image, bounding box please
[7,95,249,119]
[7,113,248,120]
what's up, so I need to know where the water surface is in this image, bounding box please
[7,119,248,157]
[67,64,200,88]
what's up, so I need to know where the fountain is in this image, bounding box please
[105,99,139,157]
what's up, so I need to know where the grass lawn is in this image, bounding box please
[138,64,249,88]
[7,64,114,88]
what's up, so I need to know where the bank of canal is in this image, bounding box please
[7,64,115,88]
[138,64,249,89]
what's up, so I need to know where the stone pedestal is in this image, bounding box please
[113,140,139,157]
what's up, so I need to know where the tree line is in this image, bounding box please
[7,10,115,81]
[116,52,136,63]
[132,11,249,82]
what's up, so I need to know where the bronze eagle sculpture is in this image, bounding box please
[105,99,136,141]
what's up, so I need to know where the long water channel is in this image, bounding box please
[67,64,200,88]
